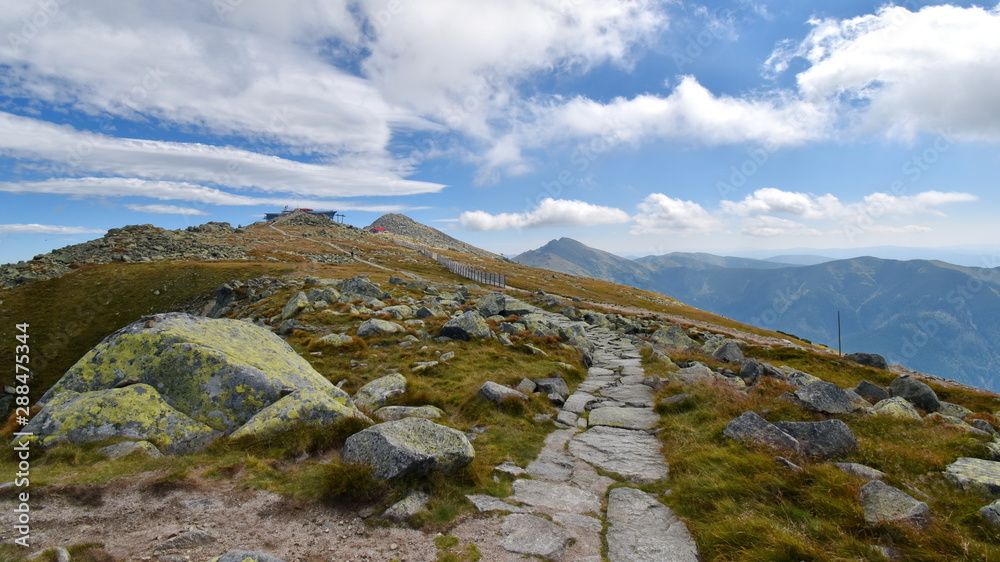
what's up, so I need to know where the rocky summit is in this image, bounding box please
[1,215,1000,561]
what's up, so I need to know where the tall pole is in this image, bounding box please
[838,311,842,357]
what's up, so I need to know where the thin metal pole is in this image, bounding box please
[838,311,842,357]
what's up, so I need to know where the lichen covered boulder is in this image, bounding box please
[860,480,930,528]
[870,397,922,420]
[342,417,475,479]
[39,313,351,433]
[22,384,217,454]
[353,373,407,411]
[441,310,492,340]
[357,318,405,337]
[230,387,371,439]
[945,457,1000,496]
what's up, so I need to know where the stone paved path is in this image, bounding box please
[459,302,700,561]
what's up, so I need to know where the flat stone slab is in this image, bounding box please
[499,513,572,561]
[588,407,660,430]
[599,384,654,407]
[527,456,576,482]
[509,479,602,514]
[466,494,525,513]
[563,392,598,413]
[945,457,1000,496]
[588,367,617,377]
[606,487,699,562]
[568,426,669,484]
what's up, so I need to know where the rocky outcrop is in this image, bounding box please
[369,213,499,259]
[0,223,248,289]
[341,417,475,479]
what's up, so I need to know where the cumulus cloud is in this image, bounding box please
[124,204,210,215]
[460,198,631,231]
[861,191,979,217]
[723,188,976,220]
[0,224,106,235]
[631,193,723,235]
[766,4,1000,141]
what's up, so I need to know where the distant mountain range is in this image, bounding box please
[517,238,1000,392]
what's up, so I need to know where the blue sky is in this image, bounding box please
[2,0,999,265]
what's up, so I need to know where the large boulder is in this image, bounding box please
[477,382,528,404]
[230,387,371,439]
[855,380,890,404]
[38,313,350,433]
[870,397,922,420]
[860,480,930,528]
[772,420,858,459]
[353,373,407,411]
[889,376,941,412]
[357,318,405,337]
[712,341,744,364]
[477,292,507,317]
[441,310,492,340]
[21,384,217,454]
[280,291,310,320]
[945,457,1000,496]
[342,418,475,479]
[739,359,763,385]
[338,276,386,300]
[649,325,698,350]
[846,352,889,370]
[723,411,800,455]
[793,381,854,415]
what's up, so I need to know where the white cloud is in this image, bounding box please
[0,177,421,213]
[741,216,822,237]
[866,225,934,234]
[0,112,444,198]
[723,188,976,220]
[766,4,1000,141]
[124,204,210,215]
[0,224,106,235]
[631,193,723,235]
[460,198,631,231]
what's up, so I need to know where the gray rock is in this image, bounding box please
[588,407,660,430]
[353,373,407,410]
[357,318,405,337]
[465,494,524,513]
[477,292,507,317]
[793,381,854,414]
[213,550,286,562]
[499,513,572,561]
[441,310,492,340]
[606,487,699,562]
[785,370,822,387]
[937,401,973,419]
[569,426,669,484]
[980,499,1000,528]
[563,393,597,414]
[155,530,217,551]
[516,378,537,394]
[739,359,762,385]
[509,479,601,513]
[280,291,310,320]
[599,384,654,407]
[339,276,385,300]
[972,419,996,435]
[556,410,579,427]
[342,418,475,480]
[317,333,354,347]
[501,297,536,316]
[846,352,889,370]
[415,305,446,318]
[97,440,163,460]
[373,405,444,422]
[860,480,930,528]
[382,490,430,522]
[535,377,570,398]
[381,305,414,320]
[944,457,1000,496]
[773,420,857,459]
[870,397,923,420]
[889,376,941,412]
[649,325,698,350]
[526,455,576,482]
[855,380,890,404]
[775,456,803,472]
[723,411,800,455]
[494,461,528,477]
[713,341,744,363]
[477,381,528,404]
[835,462,885,481]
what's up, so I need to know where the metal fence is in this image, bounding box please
[393,239,506,289]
